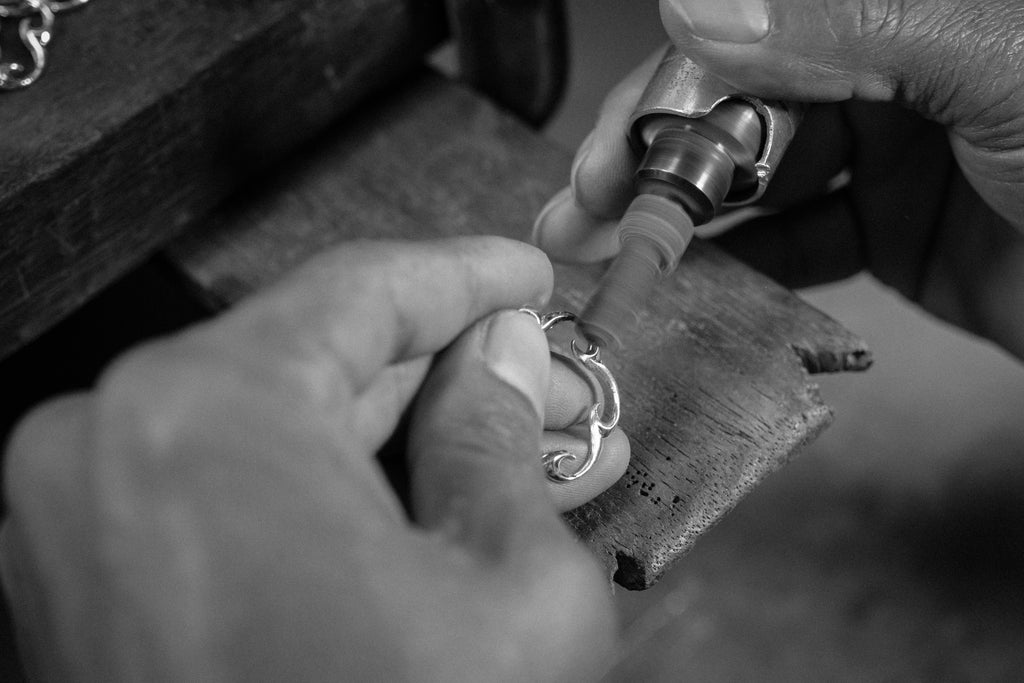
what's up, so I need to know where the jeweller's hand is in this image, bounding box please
[0,237,622,681]
[534,0,1024,360]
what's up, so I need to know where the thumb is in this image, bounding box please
[408,310,572,557]
[659,0,1023,114]
[659,0,1024,223]
[407,312,618,681]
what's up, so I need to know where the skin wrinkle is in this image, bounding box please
[823,0,844,44]
[545,355,595,428]
[901,2,1023,134]
[934,7,1008,123]
[849,0,902,44]
[869,1,953,107]
[959,99,1024,154]
[410,343,548,533]
[964,23,1024,145]
[422,387,540,476]
[379,251,463,369]
[961,145,1024,184]
[821,0,1024,223]
[823,0,1001,131]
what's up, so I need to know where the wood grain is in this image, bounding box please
[0,0,446,359]
[168,71,871,589]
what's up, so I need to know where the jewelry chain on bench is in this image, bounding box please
[0,0,91,91]
[520,308,622,484]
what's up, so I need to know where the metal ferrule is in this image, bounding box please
[628,45,803,211]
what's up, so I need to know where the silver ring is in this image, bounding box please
[519,308,622,483]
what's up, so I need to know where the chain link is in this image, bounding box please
[0,0,90,90]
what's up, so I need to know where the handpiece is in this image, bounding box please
[577,46,803,351]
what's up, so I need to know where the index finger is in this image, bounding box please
[573,48,663,220]
[216,236,554,393]
[532,50,663,263]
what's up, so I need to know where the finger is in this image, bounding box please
[408,310,573,556]
[527,47,668,261]
[541,428,630,512]
[3,395,91,540]
[570,49,665,220]
[542,354,630,511]
[1,396,94,682]
[214,237,553,395]
[350,356,431,455]
[658,0,1024,138]
[531,187,622,264]
[711,190,864,289]
[543,353,595,430]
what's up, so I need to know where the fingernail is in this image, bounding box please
[483,311,549,419]
[530,186,573,250]
[668,0,770,44]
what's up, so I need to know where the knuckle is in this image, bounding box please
[826,0,905,47]
[93,339,233,456]
[6,405,58,492]
[825,0,963,57]
[4,396,88,516]
[96,342,181,413]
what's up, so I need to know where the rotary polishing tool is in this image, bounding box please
[576,46,803,351]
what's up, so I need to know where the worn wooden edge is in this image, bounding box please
[0,0,447,359]
[166,70,871,589]
[550,240,871,587]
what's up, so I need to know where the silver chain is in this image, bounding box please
[0,0,90,91]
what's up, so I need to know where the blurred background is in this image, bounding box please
[547,1,1024,680]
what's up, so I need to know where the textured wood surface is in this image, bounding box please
[0,0,446,359]
[168,71,871,589]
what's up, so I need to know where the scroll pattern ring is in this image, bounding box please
[520,308,621,483]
